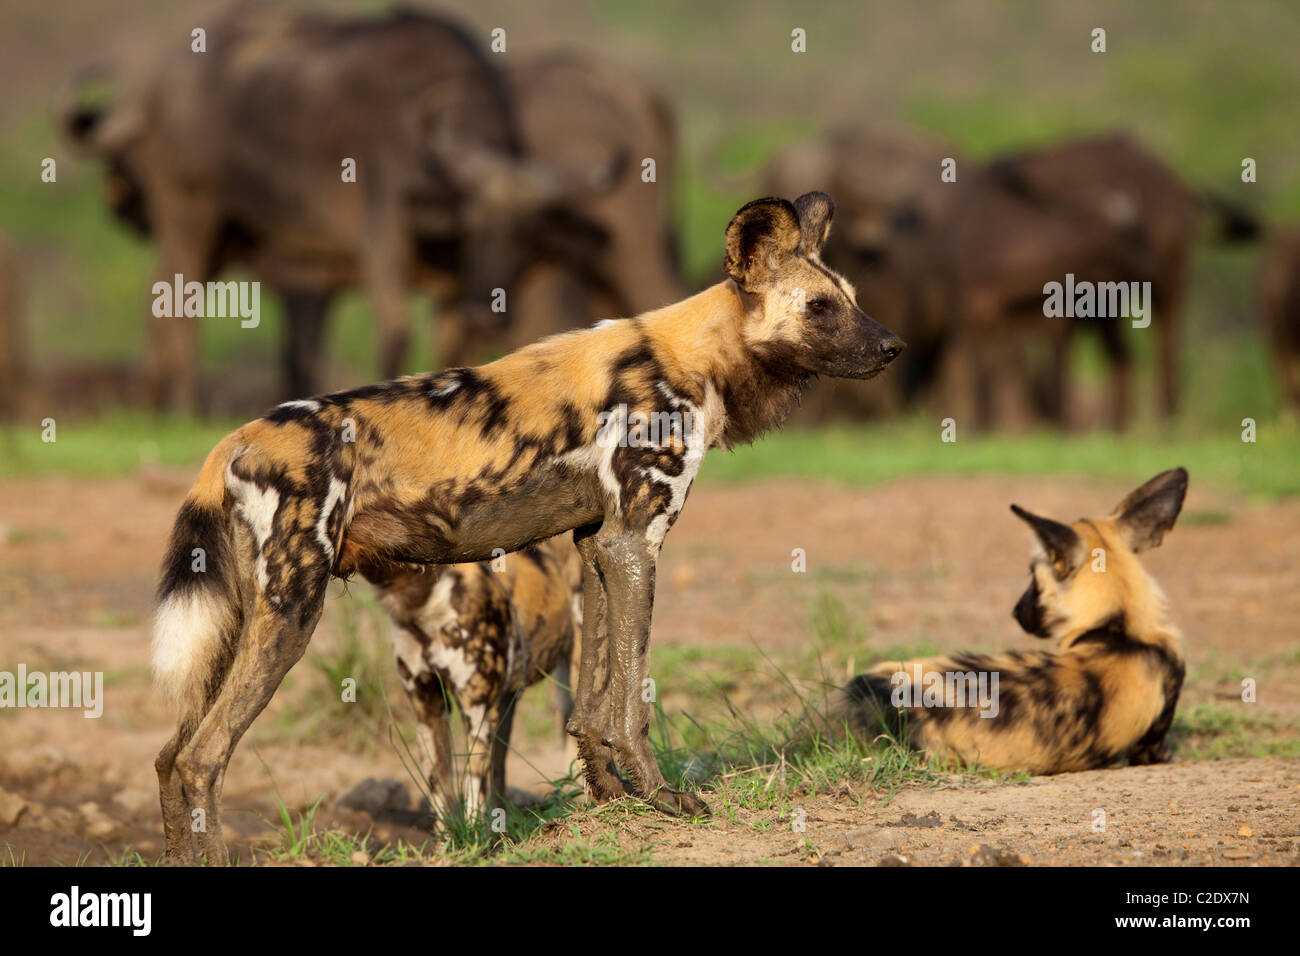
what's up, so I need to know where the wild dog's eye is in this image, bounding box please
[808,297,830,314]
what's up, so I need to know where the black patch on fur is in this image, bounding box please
[158,501,231,601]
[323,379,412,406]
[263,401,320,425]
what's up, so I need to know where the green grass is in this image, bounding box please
[3,409,1296,500]
[1169,704,1300,760]
[698,414,1300,500]
[0,411,239,478]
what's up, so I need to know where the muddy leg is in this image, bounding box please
[174,594,323,865]
[407,675,457,821]
[566,526,630,802]
[459,697,503,820]
[488,691,520,813]
[598,530,708,817]
[155,724,201,865]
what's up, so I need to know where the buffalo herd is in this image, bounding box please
[37,6,1300,426]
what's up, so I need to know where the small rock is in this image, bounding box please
[886,811,942,828]
[0,745,68,780]
[113,788,157,818]
[337,778,410,817]
[0,788,28,828]
[78,801,121,840]
[878,853,912,866]
[969,843,1028,867]
[349,850,370,866]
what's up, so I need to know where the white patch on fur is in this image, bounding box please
[314,477,347,559]
[384,573,483,697]
[152,589,233,705]
[275,399,320,414]
[643,383,723,549]
[403,574,480,691]
[556,406,624,509]
[389,624,425,694]
[430,380,460,397]
[224,467,280,592]
[592,318,619,330]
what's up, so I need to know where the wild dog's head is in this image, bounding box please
[724,192,905,380]
[1010,468,1188,641]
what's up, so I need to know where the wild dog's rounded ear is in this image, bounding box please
[1011,504,1085,579]
[724,197,802,291]
[794,191,835,256]
[1112,467,1188,553]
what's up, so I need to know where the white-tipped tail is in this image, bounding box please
[152,589,234,707]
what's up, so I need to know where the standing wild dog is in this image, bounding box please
[151,191,905,864]
[372,536,582,822]
[822,469,1188,774]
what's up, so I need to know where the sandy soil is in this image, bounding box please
[541,758,1300,866]
[0,470,1296,865]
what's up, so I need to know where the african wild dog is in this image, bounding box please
[823,468,1188,774]
[372,536,582,822]
[151,190,905,864]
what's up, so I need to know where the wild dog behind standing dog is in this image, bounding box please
[151,191,905,864]
[822,468,1188,774]
[372,536,582,823]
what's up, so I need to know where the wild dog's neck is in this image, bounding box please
[1057,565,1183,661]
[642,280,810,447]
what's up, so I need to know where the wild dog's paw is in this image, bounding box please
[580,756,632,803]
[646,786,710,818]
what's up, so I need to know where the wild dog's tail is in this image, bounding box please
[823,673,906,739]
[792,672,907,749]
[152,433,243,716]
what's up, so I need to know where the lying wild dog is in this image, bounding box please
[151,190,905,864]
[371,536,582,821]
[821,468,1188,774]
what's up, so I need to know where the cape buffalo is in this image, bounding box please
[66,6,612,410]
[768,128,1257,429]
[434,53,685,369]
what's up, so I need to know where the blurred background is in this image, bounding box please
[0,1,1297,866]
[1,1,1298,450]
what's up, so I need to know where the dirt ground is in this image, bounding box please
[0,470,1297,866]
